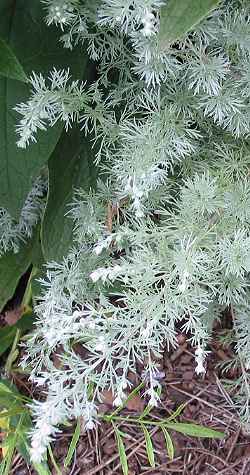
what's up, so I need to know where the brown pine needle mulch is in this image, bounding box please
[9,335,250,475]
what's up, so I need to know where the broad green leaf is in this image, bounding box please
[31,267,46,301]
[0,227,41,311]
[0,243,33,312]
[29,240,46,299]
[64,419,81,468]
[165,422,224,439]
[0,278,34,358]
[0,0,86,218]
[0,38,27,83]
[27,232,45,300]
[161,427,174,460]
[0,326,17,356]
[41,127,98,261]
[159,0,220,49]
[0,312,34,356]
[141,425,155,468]
[15,312,34,332]
[114,427,128,475]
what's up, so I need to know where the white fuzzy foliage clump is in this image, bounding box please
[12,0,250,463]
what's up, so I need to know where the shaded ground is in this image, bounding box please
[8,335,250,475]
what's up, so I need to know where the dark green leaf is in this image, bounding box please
[0,227,41,311]
[0,327,17,357]
[0,0,87,218]
[31,267,46,301]
[0,313,35,356]
[165,422,225,439]
[41,127,98,261]
[28,237,46,300]
[0,38,27,83]
[16,312,34,331]
[159,0,220,49]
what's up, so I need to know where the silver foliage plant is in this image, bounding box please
[12,0,250,462]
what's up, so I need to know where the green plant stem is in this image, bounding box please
[5,329,21,374]
[109,382,145,418]
[101,414,174,427]
[48,444,61,475]
[5,265,35,374]
[22,266,37,308]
